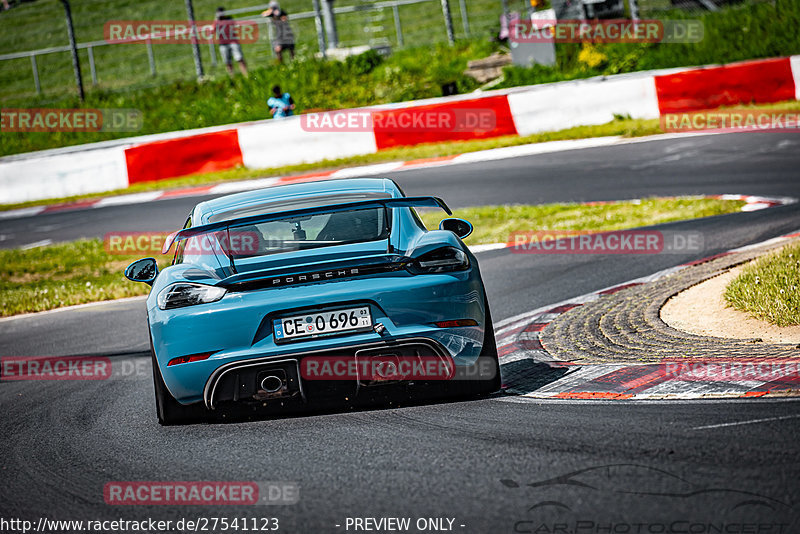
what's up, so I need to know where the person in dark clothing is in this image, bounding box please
[215,7,248,77]
[261,1,296,63]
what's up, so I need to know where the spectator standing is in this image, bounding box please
[215,7,248,77]
[261,1,295,63]
[268,85,295,118]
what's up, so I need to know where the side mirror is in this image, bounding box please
[439,218,473,239]
[125,258,158,285]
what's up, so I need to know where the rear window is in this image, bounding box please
[226,207,388,258]
[207,192,392,223]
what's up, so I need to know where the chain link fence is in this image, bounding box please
[0,0,512,102]
[0,0,774,102]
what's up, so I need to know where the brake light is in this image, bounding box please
[407,246,469,274]
[167,352,216,366]
[434,319,478,328]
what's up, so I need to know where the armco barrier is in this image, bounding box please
[2,55,799,204]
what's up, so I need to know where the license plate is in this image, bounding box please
[273,306,372,342]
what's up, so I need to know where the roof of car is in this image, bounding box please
[194,178,402,224]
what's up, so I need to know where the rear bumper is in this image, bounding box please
[203,337,452,409]
[148,270,487,404]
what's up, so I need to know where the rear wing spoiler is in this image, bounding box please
[161,196,452,254]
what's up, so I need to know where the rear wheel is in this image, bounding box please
[450,298,501,397]
[472,298,502,394]
[150,334,207,425]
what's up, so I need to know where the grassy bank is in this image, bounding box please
[0,240,170,317]
[2,0,799,157]
[0,41,499,157]
[0,0,501,103]
[498,0,800,88]
[418,197,746,245]
[0,197,745,317]
[725,243,800,327]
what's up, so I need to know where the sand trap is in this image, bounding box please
[661,264,800,344]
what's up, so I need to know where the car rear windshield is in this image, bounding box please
[223,207,389,258]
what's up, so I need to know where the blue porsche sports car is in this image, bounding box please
[125,178,500,424]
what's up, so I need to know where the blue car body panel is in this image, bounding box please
[143,178,490,406]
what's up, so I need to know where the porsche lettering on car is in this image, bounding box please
[125,178,500,425]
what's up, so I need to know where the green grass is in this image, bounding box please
[0,0,503,102]
[497,0,800,88]
[0,40,500,156]
[0,240,171,317]
[724,243,800,327]
[418,197,746,245]
[0,196,745,316]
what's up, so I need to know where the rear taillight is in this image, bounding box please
[167,352,216,366]
[407,246,469,274]
[435,319,478,328]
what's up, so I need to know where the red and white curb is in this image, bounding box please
[493,229,800,401]
[0,132,760,221]
[0,136,633,220]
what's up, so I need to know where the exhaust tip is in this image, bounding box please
[261,375,284,393]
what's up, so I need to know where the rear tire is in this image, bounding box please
[473,298,502,395]
[150,334,207,425]
[450,297,501,398]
